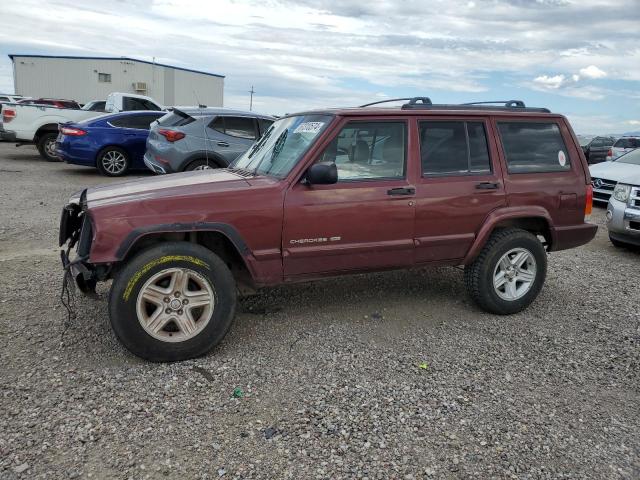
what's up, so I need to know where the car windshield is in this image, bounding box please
[578,136,593,146]
[615,148,640,165]
[231,114,333,178]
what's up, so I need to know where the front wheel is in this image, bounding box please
[37,133,60,162]
[109,242,237,362]
[464,228,547,315]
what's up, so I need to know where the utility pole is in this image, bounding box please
[249,86,255,111]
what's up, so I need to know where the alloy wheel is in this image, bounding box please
[136,267,215,342]
[492,248,537,301]
[101,151,127,174]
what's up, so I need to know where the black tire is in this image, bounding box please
[609,235,629,249]
[96,146,130,177]
[184,158,219,172]
[109,242,237,362]
[464,228,547,315]
[36,132,60,162]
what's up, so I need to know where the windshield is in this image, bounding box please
[578,136,593,146]
[616,148,640,165]
[232,114,333,177]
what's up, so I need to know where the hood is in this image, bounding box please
[616,172,640,187]
[86,169,250,208]
[589,161,640,181]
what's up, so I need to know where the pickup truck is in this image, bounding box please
[0,92,164,161]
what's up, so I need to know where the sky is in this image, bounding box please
[0,0,639,134]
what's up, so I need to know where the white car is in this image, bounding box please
[605,136,640,161]
[0,94,27,104]
[590,148,640,204]
[0,92,164,161]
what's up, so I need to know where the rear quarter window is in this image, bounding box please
[498,121,570,174]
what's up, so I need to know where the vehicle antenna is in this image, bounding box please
[194,90,209,169]
[249,86,255,111]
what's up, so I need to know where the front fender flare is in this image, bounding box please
[114,222,250,261]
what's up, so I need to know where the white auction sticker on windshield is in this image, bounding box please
[294,122,324,134]
[558,150,567,167]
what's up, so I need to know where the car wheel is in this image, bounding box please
[464,228,547,315]
[37,133,60,162]
[184,158,219,171]
[109,241,237,362]
[97,147,130,176]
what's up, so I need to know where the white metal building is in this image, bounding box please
[9,54,224,107]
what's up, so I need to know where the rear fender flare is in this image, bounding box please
[463,206,555,264]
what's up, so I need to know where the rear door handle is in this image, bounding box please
[475,182,499,190]
[387,187,415,196]
[217,141,229,147]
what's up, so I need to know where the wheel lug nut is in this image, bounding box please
[182,299,188,305]
[164,297,169,303]
[178,309,183,315]
[165,309,171,314]
[175,292,181,297]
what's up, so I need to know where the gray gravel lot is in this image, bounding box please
[0,142,638,479]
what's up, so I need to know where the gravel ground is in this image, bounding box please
[0,143,638,479]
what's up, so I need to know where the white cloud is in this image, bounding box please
[579,65,607,79]
[627,120,640,126]
[533,74,567,89]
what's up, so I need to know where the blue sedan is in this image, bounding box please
[56,111,165,176]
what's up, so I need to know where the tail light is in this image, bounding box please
[2,108,16,122]
[607,148,613,158]
[585,184,593,220]
[60,126,87,136]
[158,129,185,142]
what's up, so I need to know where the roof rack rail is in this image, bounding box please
[358,97,550,113]
[461,100,526,108]
[400,97,550,113]
[359,97,432,108]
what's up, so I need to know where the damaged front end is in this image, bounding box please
[59,189,105,293]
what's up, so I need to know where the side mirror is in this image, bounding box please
[304,162,338,185]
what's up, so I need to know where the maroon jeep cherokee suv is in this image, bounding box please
[60,98,597,362]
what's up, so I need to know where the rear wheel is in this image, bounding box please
[97,147,130,176]
[37,133,60,162]
[109,242,237,362]
[184,158,218,171]
[464,228,547,315]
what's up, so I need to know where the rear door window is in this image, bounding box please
[224,116,257,139]
[419,121,491,176]
[128,113,164,130]
[209,116,257,139]
[497,122,570,173]
[109,116,141,128]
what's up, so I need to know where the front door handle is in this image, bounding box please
[217,141,229,147]
[387,187,415,196]
[475,182,499,190]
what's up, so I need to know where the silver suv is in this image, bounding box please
[144,108,274,173]
[607,171,640,248]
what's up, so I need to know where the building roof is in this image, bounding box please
[8,54,224,79]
